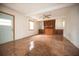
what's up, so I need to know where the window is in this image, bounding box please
[55,19,65,29]
[29,21,34,30]
[0,18,11,26]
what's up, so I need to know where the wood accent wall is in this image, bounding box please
[39,20,63,35]
[44,20,55,29]
[44,20,55,35]
[55,29,63,35]
[39,29,44,34]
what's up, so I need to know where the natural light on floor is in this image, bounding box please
[29,41,34,51]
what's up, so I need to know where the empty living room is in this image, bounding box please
[0,3,79,56]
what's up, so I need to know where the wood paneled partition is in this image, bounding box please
[39,19,63,35]
[44,20,55,35]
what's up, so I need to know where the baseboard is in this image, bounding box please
[64,37,79,49]
[0,40,14,46]
[16,34,38,41]
[0,34,38,45]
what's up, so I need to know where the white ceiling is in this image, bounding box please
[3,3,74,16]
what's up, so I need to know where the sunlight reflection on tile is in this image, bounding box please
[29,41,34,51]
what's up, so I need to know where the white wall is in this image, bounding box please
[38,21,44,29]
[55,19,65,29]
[64,5,79,48]
[0,5,39,44]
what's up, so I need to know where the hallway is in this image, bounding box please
[0,35,79,56]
